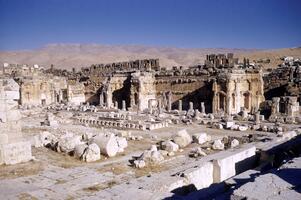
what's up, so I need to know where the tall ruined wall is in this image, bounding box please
[264,66,301,101]
[67,82,85,105]
[130,72,156,111]
[88,59,160,75]
[107,74,131,108]
[83,76,107,105]
[19,76,81,106]
[154,75,213,112]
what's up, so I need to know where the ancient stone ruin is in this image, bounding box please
[0,54,300,200]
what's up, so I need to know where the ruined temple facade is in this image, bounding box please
[19,77,85,106]
[212,69,265,114]
[2,55,269,116]
[95,55,264,115]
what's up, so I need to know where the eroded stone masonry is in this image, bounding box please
[0,54,300,200]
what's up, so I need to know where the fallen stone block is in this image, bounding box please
[190,147,207,158]
[138,145,164,164]
[92,134,119,157]
[238,125,248,131]
[212,139,224,150]
[134,159,146,168]
[225,121,235,129]
[82,132,94,141]
[32,131,55,148]
[116,137,128,152]
[161,140,179,152]
[213,145,256,183]
[217,123,223,129]
[231,124,240,130]
[182,162,213,190]
[192,133,209,144]
[231,139,240,148]
[173,129,192,148]
[57,135,82,153]
[0,141,33,165]
[74,143,88,159]
[82,143,101,162]
[277,131,297,141]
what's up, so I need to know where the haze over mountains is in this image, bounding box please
[0,44,300,69]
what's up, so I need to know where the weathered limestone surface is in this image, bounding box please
[0,78,32,165]
[91,134,119,157]
[0,141,32,165]
[182,162,214,190]
[82,143,101,162]
[213,145,256,183]
[232,157,301,200]
[173,129,192,148]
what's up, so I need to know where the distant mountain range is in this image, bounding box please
[0,44,300,69]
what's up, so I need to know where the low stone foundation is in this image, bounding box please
[0,141,32,165]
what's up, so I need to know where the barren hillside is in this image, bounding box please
[0,44,256,69]
[0,44,300,69]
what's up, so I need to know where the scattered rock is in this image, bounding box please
[190,147,207,157]
[82,143,101,162]
[192,133,210,144]
[57,135,82,153]
[238,125,248,131]
[230,139,240,148]
[161,140,179,152]
[173,129,192,148]
[74,143,88,159]
[91,134,119,157]
[134,160,146,169]
[116,137,128,153]
[212,139,224,150]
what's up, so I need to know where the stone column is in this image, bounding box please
[212,93,217,113]
[271,97,280,115]
[178,100,182,112]
[255,111,260,124]
[148,100,153,114]
[200,102,205,114]
[114,101,118,109]
[99,93,104,107]
[122,100,126,111]
[167,92,172,112]
[106,91,112,108]
[189,102,193,111]
[194,109,200,119]
[226,95,231,115]
[158,99,162,114]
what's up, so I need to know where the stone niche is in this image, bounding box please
[0,78,32,165]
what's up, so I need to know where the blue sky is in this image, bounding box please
[0,0,300,50]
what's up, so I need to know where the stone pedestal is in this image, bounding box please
[0,78,32,165]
